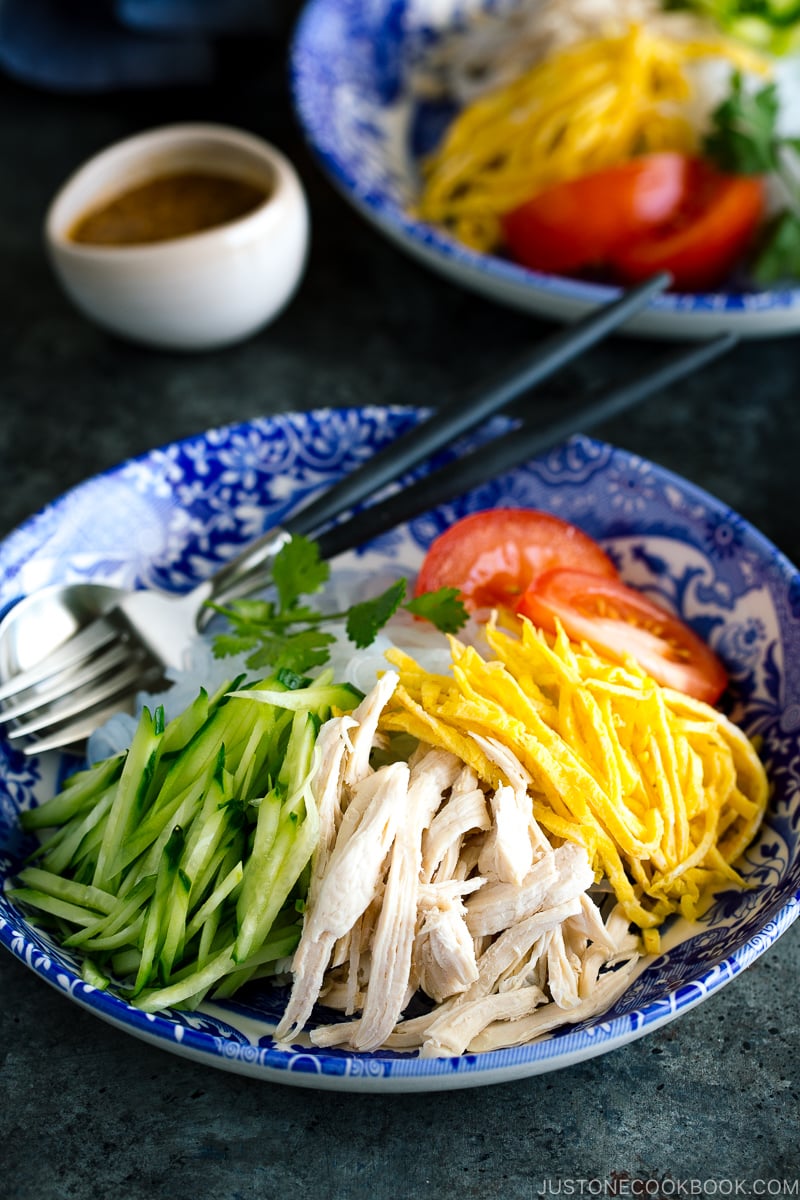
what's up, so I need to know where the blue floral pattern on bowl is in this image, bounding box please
[289,0,800,339]
[1,407,799,1091]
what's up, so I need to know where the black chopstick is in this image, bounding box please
[313,332,737,563]
[284,272,670,539]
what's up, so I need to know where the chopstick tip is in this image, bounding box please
[647,270,673,296]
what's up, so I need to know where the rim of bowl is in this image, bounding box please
[45,122,303,261]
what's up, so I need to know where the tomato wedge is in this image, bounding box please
[501,153,691,276]
[501,154,764,292]
[517,568,728,704]
[610,160,764,292]
[414,509,618,611]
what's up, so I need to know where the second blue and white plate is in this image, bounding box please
[290,0,800,339]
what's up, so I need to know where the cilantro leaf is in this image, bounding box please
[271,535,329,611]
[404,586,469,634]
[244,628,337,676]
[752,210,800,285]
[211,532,469,676]
[346,579,407,648]
[211,632,260,660]
[701,71,800,285]
[210,536,335,675]
[216,597,276,630]
[703,72,780,176]
[262,604,328,628]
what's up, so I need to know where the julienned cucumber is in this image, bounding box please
[11,669,362,1012]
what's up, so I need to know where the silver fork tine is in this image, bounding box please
[0,616,118,704]
[15,697,143,757]
[0,640,139,723]
[6,658,152,740]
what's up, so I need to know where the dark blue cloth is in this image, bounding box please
[0,0,279,91]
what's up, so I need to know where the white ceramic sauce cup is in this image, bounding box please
[45,123,310,351]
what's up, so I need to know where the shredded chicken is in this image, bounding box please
[422,767,489,883]
[414,878,484,1002]
[275,673,641,1055]
[471,732,552,859]
[464,852,562,937]
[342,672,399,789]
[478,784,534,885]
[469,955,641,1053]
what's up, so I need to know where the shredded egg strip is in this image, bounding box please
[416,23,768,252]
[379,617,768,943]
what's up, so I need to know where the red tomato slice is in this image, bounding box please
[501,154,691,275]
[414,509,618,611]
[609,161,764,292]
[517,568,728,704]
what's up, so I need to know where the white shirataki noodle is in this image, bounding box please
[274,670,641,1056]
[85,567,465,763]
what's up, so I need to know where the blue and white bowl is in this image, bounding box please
[290,0,800,339]
[1,408,799,1091]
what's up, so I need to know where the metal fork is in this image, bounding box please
[0,279,734,754]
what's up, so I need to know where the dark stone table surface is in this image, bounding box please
[0,30,798,1200]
